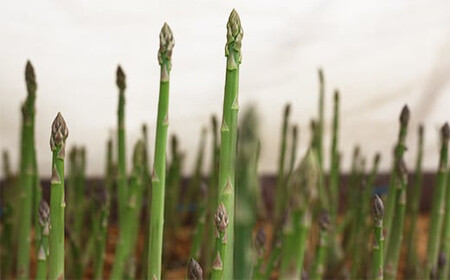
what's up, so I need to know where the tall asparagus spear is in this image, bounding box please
[384,159,408,280]
[275,104,290,221]
[317,68,325,167]
[384,105,409,254]
[424,123,449,279]
[210,9,243,280]
[329,90,340,222]
[372,195,384,280]
[111,140,145,279]
[48,112,68,280]
[116,65,128,226]
[440,164,450,279]
[148,22,174,280]
[310,211,330,280]
[36,200,50,280]
[16,61,38,279]
[93,139,113,280]
[405,124,424,277]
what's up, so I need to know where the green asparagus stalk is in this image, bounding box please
[210,10,243,280]
[148,22,174,280]
[288,125,298,176]
[310,211,330,280]
[36,200,50,280]
[187,258,204,280]
[191,182,208,260]
[251,227,266,279]
[112,140,145,279]
[234,106,260,280]
[283,149,320,279]
[140,124,152,279]
[93,139,113,280]
[1,150,15,279]
[17,61,38,279]
[166,134,183,230]
[372,195,384,280]
[204,116,221,275]
[440,164,450,279]
[48,112,68,280]
[384,159,408,280]
[317,68,325,167]
[405,124,424,278]
[384,105,409,255]
[275,104,290,221]
[329,90,340,222]
[424,123,449,279]
[116,65,128,226]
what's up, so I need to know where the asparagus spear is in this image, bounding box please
[17,61,38,279]
[424,123,449,279]
[275,104,291,221]
[191,182,208,260]
[93,139,113,280]
[48,112,68,280]
[140,124,152,279]
[116,65,128,227]
[210,10,243,280]
[112,140,145,279]
[384,105,409,255]
[310,211,330,280]
[440,164,450,279]
[372,195,384,280]
[329,90,340,222]
[36,200,50,280]
[251,226,266,279]
[317,68,325,168]
[187,258,204,280]
[384,159,408,280]
[148,22,174,280]
[234,106,260,280]
[405,124,424,278]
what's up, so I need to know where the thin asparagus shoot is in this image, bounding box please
[187,258,204,280]
[48,112,69,280]
[210,9,243,280]
[372,195,384,280]
[148,22,174,280]
[424,123,449,279]
[36,200,50,280]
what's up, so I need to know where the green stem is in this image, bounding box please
[329,90,340,222]
[48,113,68,280]
[372,195,384,280]
[210,10,242,280]
[384,159,408,280]
[116,65,128,227]
[275,104,290,222]
[17,61,37,280]
[148,23,174,280]
[112,140,145,279]
[36,200,50,280]
[310,211,330,280]
[317,68,325,167]
[384,105,409,256]
[405,124,424,277]
[439,165,450,279]
[424,123,449,279]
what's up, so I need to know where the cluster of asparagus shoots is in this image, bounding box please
[2,9,450,280]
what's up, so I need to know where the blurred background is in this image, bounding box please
[1,0,449,177]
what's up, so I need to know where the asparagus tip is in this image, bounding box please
[38,200,50,227]
[318,210,330,231]
[400,105,410,126]
[187,258,203,280]
[225,9,243,67]
[254,226,266,255]
[25,60,36,84]
[441,122,449,142]
[116,65,126,90]
[284,103,291,117]
[158,23,175,65]
[418,123,424,136]
[50,112,69,151]
[214,202,229,233]
[212,115,218,131]
[318,68,324,83]
[374,152,381,164]
[334,89,339,101]
[372,194,384,220]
